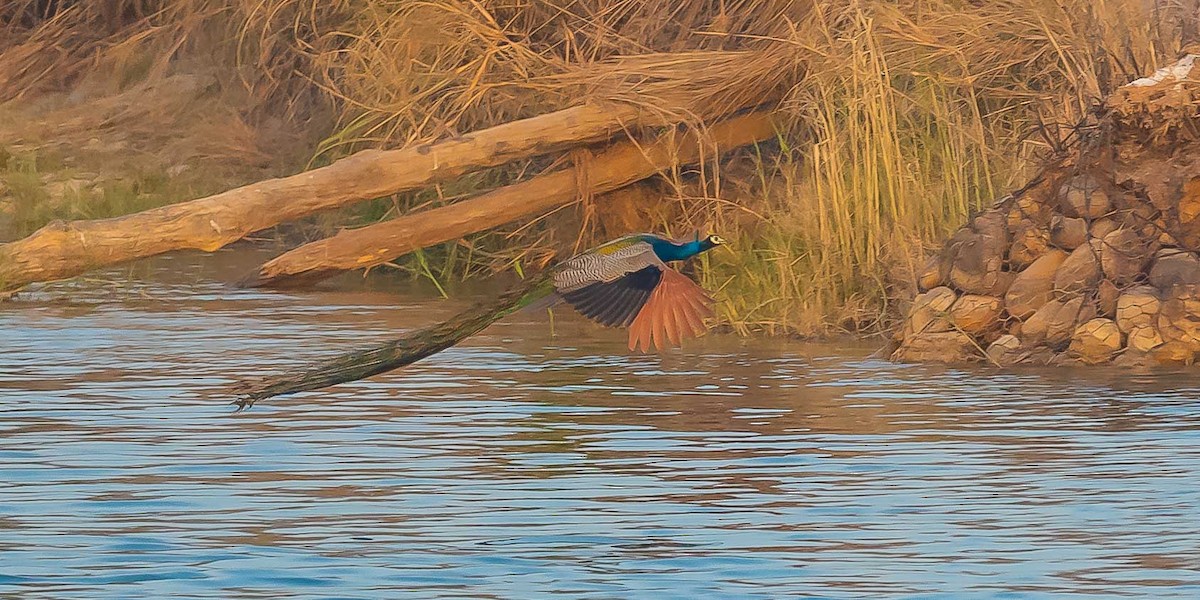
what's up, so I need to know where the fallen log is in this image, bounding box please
[0,101,660,292]
[239,111,778,288]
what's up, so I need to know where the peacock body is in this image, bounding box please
[234,232,725,405]
[552,233,724,351]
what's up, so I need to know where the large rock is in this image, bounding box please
[1049,215,1088,250]
[1005,249,1068,319]
[1090,217,1119,240]
[1155,217,1180,247]
[1068,318,1123,364]
[1058,174,1111,219]
[1115,286,1161,333]
[1097,279,1120,317]
[949,294,1004,335]
[948,210,1010,295]
[1151,341,1196,365]
[1174,176,1200,249]
[1127,325,1164,352]
[1014,189,1054,226]
[957,270,1013,298]
[1112,349,1153,368]
[1022,296,1095,347]
[917,254,950,291]
[1021,347,1062,366]
[1009,221,1050,268]
[972,208,1009,241]
[1178,176,1200,222]
[1123,200,1159,230]
[985,334,1025,366]
[984,335,1059,366]
[1148,248,1200,289]
[1157,285,1200,352]
[1054,241,1102,297]
[892,330,979,363]
[1099,228,1152,285]
[903,286,957,338]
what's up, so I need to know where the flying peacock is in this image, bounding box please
[233,232,727,407]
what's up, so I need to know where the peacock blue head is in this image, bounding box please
[649,233,728,262]
[698,234,727,252]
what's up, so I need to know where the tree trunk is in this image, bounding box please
[239,112,779,288]
[0,101,665,292]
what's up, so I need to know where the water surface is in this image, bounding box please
[3,251,1200,598]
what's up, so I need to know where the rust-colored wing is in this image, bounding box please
[627,268,715,352]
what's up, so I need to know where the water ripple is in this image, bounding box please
[3,254,1200,598]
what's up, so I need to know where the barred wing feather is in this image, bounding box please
[552,241,662,293]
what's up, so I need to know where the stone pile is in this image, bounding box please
[891,54,1200,367]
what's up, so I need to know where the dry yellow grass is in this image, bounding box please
[702,0,1186,336]
[1,0,1193,335]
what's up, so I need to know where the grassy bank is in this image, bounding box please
[0,0,1191,335]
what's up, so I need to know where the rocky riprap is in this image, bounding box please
[891,54,1200,367]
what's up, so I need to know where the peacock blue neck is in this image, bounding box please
[646,237,712,262]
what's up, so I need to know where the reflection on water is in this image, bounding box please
[3,250,1200,598]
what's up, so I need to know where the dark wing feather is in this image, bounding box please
[618,288,652,327]
[560,266,663,327]
[593,286,635,324]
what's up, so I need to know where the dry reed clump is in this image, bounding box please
[0,0,337,121]
[2,0,1197,337]
[0,0,342,236]
[306,1,804,150]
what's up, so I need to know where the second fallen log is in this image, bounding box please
[240,112,778,288]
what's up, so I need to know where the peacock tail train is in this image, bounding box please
[231,272,555,407]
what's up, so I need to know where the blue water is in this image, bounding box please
[2,252,1200,598]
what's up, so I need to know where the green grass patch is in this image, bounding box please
[0,146,208,238]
